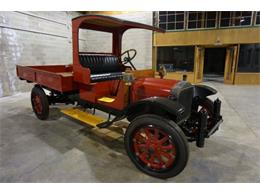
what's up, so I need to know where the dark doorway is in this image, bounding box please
[204,48,226,82]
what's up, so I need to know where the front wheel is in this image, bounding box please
[124,114,189,179]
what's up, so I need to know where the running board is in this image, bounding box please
[98,96,115,103]
[60,108,105,127]
[97,120,114,128]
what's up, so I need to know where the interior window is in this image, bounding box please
[187,11,217,29]
[157,46,195,72]
[187,11,204,29]
[158,11,185,31]
[238,44,260,72]
[220,11,253,27]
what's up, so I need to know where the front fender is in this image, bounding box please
[125,97,186,123]
[193,85,217,98]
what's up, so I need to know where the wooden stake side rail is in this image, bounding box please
[16,65,76,92]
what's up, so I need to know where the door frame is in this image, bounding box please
[224,45,239,84]
[194,46,204,83]
[194,44,239,84]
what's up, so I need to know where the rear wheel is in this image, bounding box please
[124,114,189,179]
[31,85,49,120]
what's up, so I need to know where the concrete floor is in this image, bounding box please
[0,82,260,182]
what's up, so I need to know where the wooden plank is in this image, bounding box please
[132,69,155,78]
[234,73,260,85]
[154,27,260,46]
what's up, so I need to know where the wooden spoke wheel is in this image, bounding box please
[31,85,49,120]
[133,126,176,170]
[125,114,189,179]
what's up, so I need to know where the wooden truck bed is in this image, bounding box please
[16,65,77,92]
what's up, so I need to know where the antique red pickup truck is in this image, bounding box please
[16,14,222,179]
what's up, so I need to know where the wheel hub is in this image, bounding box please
[148,146,155,154]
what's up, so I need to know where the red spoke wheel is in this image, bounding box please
[31,85,49,120]
[133,126,176,170]
[125,114,189,179]
[32,95,43,114]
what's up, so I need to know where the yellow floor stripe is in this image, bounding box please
[60,108,105,127]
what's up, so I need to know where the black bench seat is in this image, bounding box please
[79,54,124,82]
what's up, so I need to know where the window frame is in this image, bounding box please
[254,11,260,26]
[219,11,254,29]
[187,11,218,30]
[187,11,203,30]
[204,11,218,29]
[158,11,186,32]
[155,11,258,32]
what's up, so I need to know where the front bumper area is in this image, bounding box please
[196,98,223,147]
[207,98,223,137]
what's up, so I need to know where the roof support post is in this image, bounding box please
[113,30,123,56]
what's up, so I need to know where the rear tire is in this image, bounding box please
[124,114,189,179]
[31,85,49,120]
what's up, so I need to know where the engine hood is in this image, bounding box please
[131,77,180,102]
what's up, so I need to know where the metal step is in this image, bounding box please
[97,96,115,103]
[60,108,105,127]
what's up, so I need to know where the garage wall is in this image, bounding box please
[83,11,153,69]
[0,11,153,97]
[0,11,81,97]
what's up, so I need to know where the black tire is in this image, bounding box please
[124,114,189,179]
[31,85,49,120]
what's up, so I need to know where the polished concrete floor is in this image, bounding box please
[0,82,260,182]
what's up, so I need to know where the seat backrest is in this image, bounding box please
[79,54,122,74]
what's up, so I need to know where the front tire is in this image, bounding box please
[124,114,189,179]
[31,85,49,120]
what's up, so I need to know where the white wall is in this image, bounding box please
[119,12,153,69]
[0,11,153,97]
[0,11,81,97]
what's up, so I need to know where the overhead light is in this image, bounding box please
[240,17,245,23]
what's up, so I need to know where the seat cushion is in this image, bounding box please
[90,72,123,82]
[79,54,122,74]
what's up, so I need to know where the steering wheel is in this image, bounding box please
[120,49,137,70]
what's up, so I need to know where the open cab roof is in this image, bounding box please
[72,14,165,33]
[72,14,165,64]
